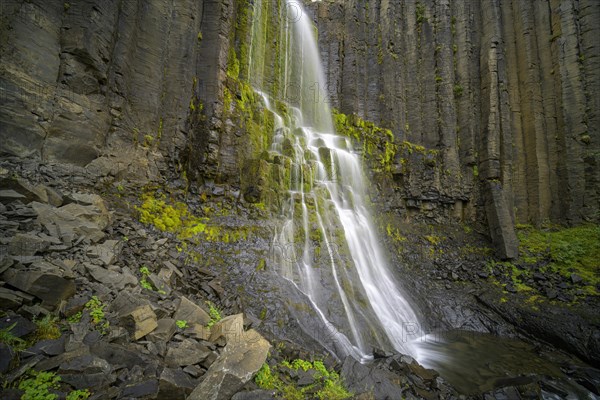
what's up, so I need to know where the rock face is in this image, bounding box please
[310,0,600,256]
[2,0,597,256]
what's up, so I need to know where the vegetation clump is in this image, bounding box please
[17,370,91,400]
[517,224,599,295]
[206,301,222,328]
[255,359,352,400]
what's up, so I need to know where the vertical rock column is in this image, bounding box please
[479,0,519,259]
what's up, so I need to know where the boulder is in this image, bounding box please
[0,177,62,206]
[84,263,136,291]
[172,297,211,326]
[158,368,196,399]
[3,269,75,307]
[119,305,158,340]
[209,313,244,343]
[31,200,110,244]
[86,240,121,266]
[187,329,270,400]
[8,233,50,256]
[121,380,159,398]
[165,339,211,367]
[147,318,177,342]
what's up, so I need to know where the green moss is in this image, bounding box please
[416,3,427,24]
[227,46,240,79]
[453,84,463,97]
[256,359,352,400]
[517,224,600,291]
[206,301,222,327]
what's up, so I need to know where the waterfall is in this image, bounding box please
[248,0,421,361]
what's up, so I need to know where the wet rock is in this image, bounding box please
[188,329,270,400]
[172,296,211,326]
[158,367,196,399]
[119,305,158,340]
[341,356,406,400]
[3,269,75,307]
[165,339,211,367]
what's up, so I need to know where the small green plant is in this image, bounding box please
[206,301,222,328]
[67,311,82,324]
[176,320,188,329]
[139,266,153,290]
[18,370,61,400]
[18,370,91,400]
[0,322,27,351]
[66,389,91,400]
[453,84,463,97]
[85,296,109,333]
[33,315,61,341]
[143,134,154,147]
[416,3,427,24]
[255,359,352,400]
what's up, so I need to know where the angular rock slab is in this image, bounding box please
[3,269,75,307]
[188,329,270,400]
[172,296,211,326]
[31,200,110,244]
[119,305,158,340]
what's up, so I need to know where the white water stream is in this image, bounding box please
[249,0,422,361]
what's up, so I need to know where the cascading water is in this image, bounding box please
[248,0,422,361]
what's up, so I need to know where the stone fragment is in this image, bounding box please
[3,269,75,307]
[86,239,121,265]
[188,329,270,400]
[158,367,196,399]
[165,339,211,367]
[146,318,176,342]
[8,233,49,256]
[172,297,211,326]
[31,200,110,244]
[121,380,159,398]
[119,305,158,340]
[209,313,244,344]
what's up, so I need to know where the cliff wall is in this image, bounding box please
[312,0,599,257]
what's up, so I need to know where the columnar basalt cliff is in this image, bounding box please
[311,0,600,258]
[2,0,598,257]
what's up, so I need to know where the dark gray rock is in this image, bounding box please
[0,343,15,374]
[165,339,211,367]
[3,269,75,307]
[157,368,196,400]
[0,315,36,338]
[121,380,159,398]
